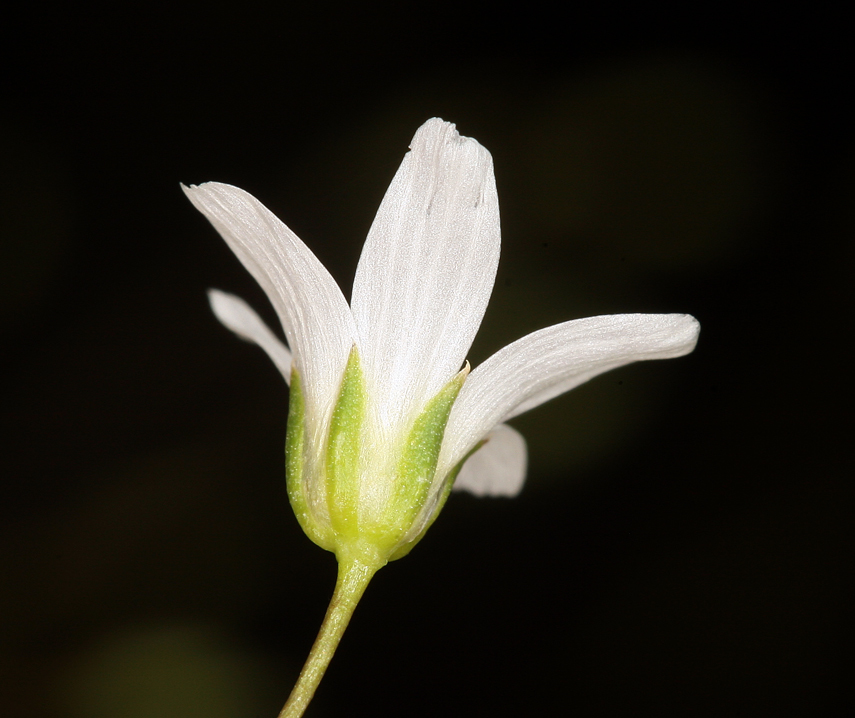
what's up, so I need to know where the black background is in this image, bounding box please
[3,3,852,717]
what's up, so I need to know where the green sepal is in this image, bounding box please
[389,438,485,561]
[286,365,333,550]
[325,345,367,540]
[368,364,469,555]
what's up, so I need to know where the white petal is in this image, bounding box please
[208,289,293,384]
[350,118,500,434]
[453,424,527,497]
[438,313,700,476]
[184,183,357,434]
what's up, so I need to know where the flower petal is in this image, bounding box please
[453,424,527,497]
[208,289,293,384]
[438,313,700,476]
[184,183,356,434]
[350,118,500,434]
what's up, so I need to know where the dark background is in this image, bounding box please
[2,3,852,717]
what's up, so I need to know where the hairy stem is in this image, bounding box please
[278,558,378,718]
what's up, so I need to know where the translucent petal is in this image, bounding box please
[453,424,527,497]
[208,289,292,384]
[438,313,700,476]
[350,119,500,436]
[184,183,357,436]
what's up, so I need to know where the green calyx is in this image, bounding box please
[285,346,470,568]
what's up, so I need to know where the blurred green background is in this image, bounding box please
[2,3,852,717]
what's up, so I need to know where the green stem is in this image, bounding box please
[278,558,378,718]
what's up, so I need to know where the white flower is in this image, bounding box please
[184,118,699,568]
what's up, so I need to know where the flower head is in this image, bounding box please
[185,118,699,715]
[185,118,699,568]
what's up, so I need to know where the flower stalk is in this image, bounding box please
[278,558,379,718]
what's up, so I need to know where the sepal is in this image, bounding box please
[367,363,469,556]
[326,346,368,541]
[286,366,334,550]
